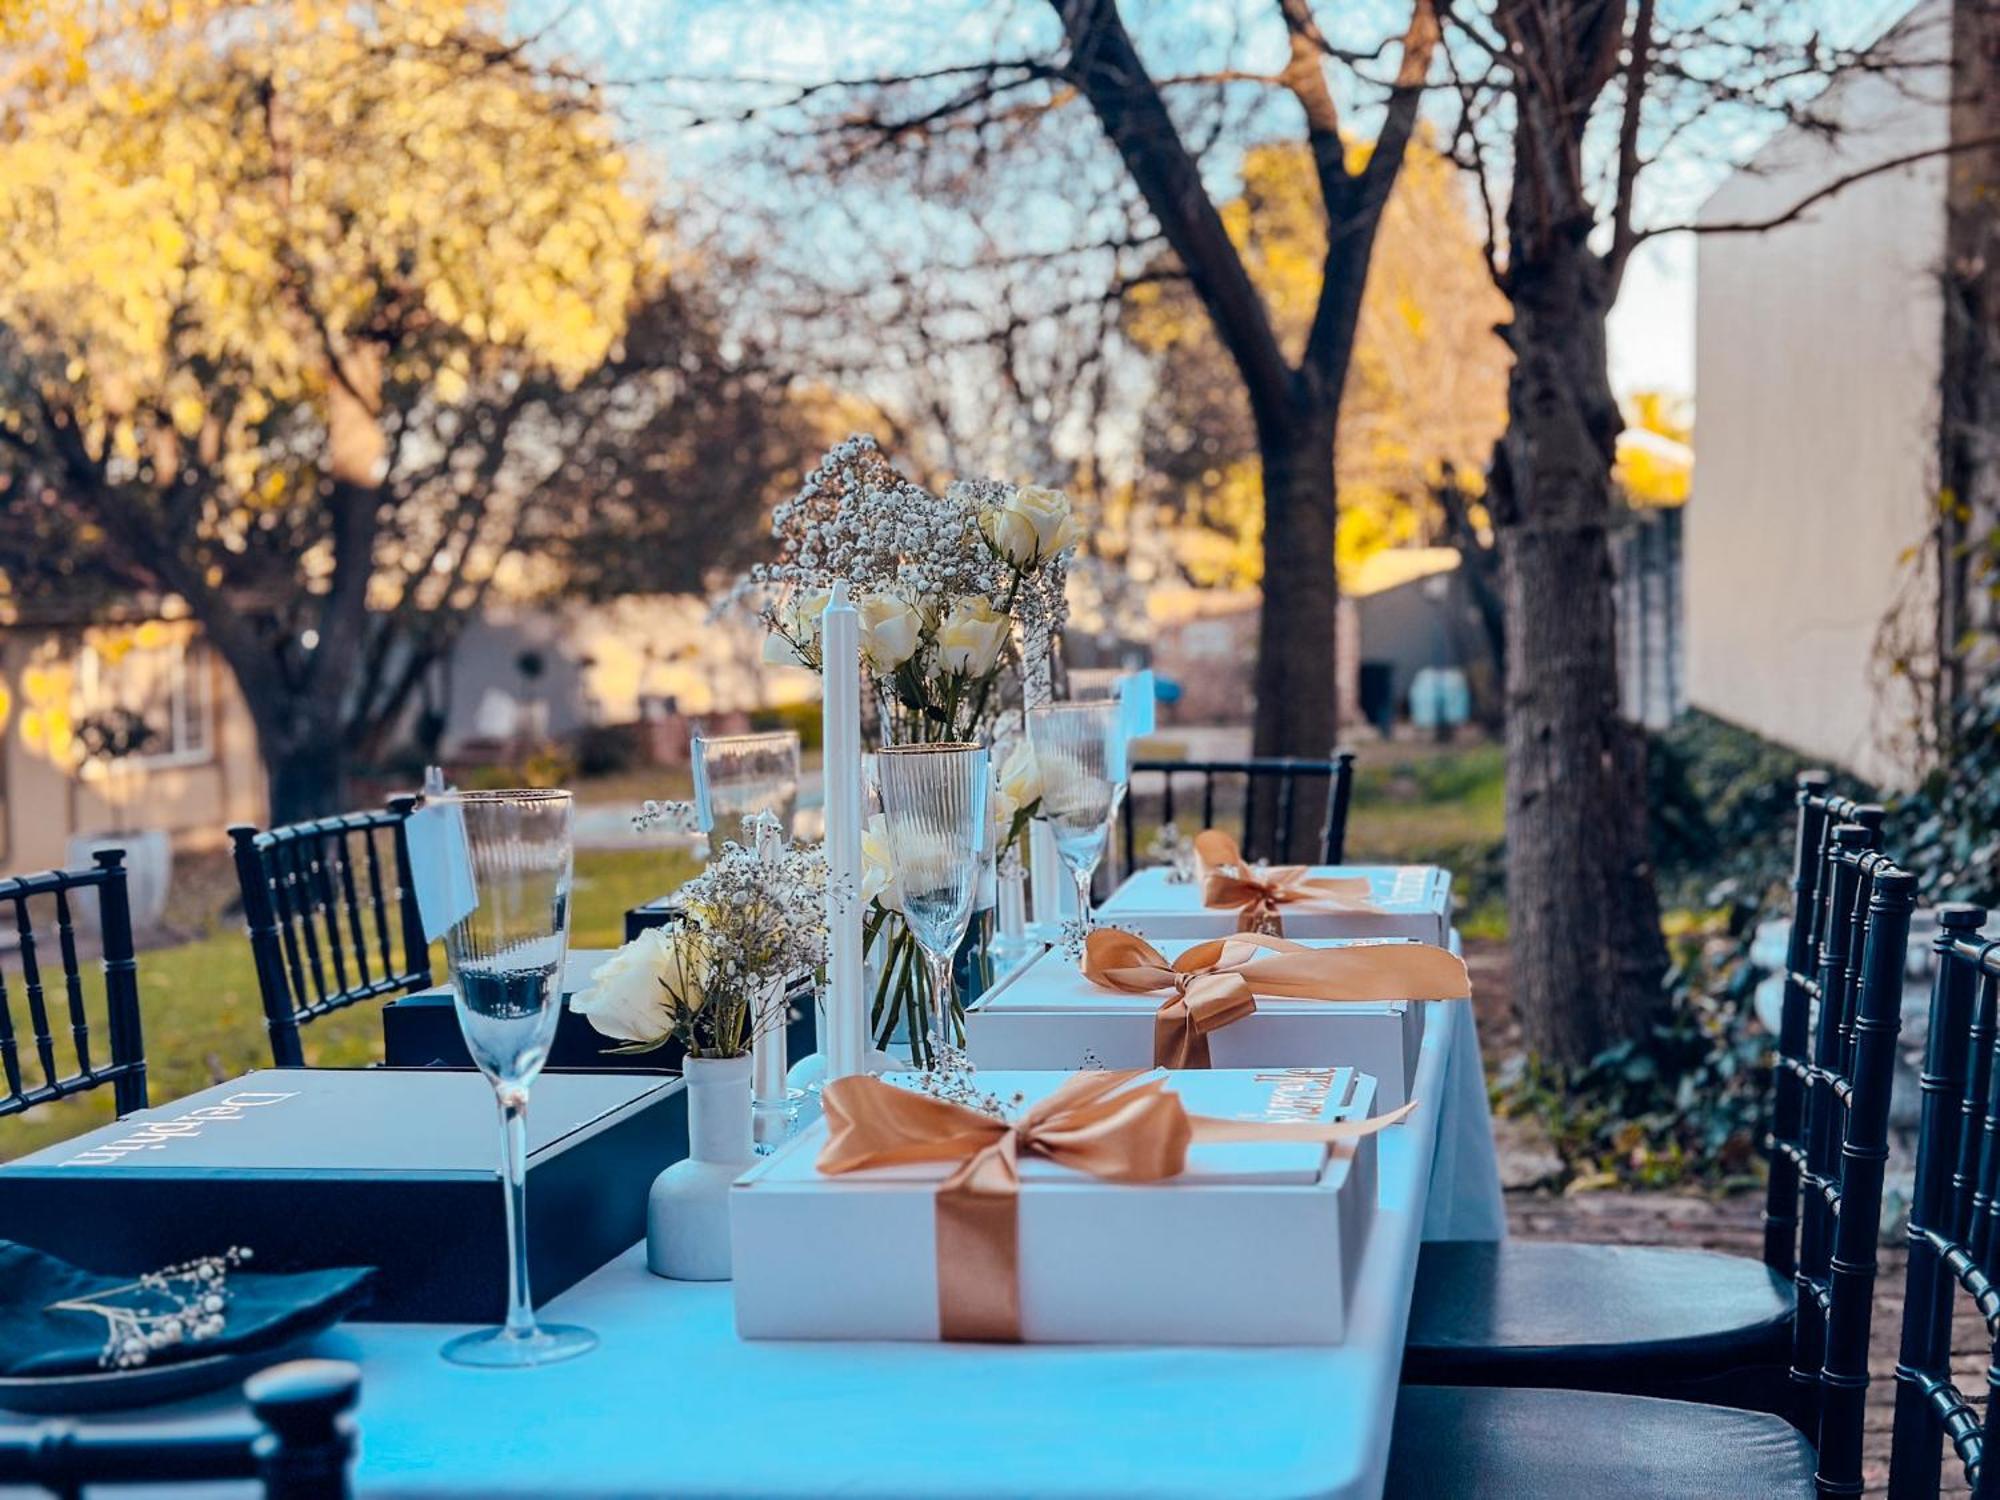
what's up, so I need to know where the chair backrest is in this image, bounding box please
[1770,819,1915,1490]
[1764,771,1882,1274]
[230,797,430,1068]
[0,850,147,1121]
[1887,906,2000,1499]
[1118,751,1356,875]
[0,1357,359,1498]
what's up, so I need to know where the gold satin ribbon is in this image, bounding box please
[818,1069,1416,1343]
[1194,830,1382,935]
[1081,928,1472,1068]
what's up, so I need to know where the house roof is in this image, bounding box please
[1347,547,1461,599]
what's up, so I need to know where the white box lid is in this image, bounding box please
[744,1068,1367,1189]
[976,939,1421,1017]
[1100,864,1448,917]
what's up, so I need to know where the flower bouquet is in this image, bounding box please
[571,827,829,1060]
[737,435,1077,1063]
[747,435,1076,743]
[571,823,831,1280]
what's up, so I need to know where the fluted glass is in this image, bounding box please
[875,743,989,1067]
[1028,701,1125,933]
[437,788,595,1370]
[694,730,802,839]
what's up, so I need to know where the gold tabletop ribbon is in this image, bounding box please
[1081,928,1472,1068]
[1194,830,1382,935]
[818,1069,1415,1343]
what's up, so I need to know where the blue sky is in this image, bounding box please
[525,0,1925,407]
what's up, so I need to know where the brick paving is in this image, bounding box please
[1466,938,1983,1497]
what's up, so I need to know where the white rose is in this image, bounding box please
[763,588,830,667]
[762,632,807,667]
[858,592,922,673]
[934,596,1009,677]
[782,587,832,639]
[569,928,702,1043]
[998,739,1042,809]
[982,484,1081,569]
[861,813,903,912]
[990,781,1018,833]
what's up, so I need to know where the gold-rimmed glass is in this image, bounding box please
[1027,702,1124,933]
[874,743,990,1066]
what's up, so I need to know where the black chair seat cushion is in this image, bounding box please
[1387,1386,1816,1498]
[1403,1240,1795,1409]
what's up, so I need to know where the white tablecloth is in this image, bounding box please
[14,1001,1502,1500]
[332,997,1498,1500]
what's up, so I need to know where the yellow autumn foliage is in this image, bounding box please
[0,0,651,504]
[1615,391,1694,508]
[1125,136,1509,588]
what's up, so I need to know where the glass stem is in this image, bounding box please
[1072,863,1096,933]
[498,1086,537,1341]
[924,946,956,1064]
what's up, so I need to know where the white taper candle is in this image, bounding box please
[748,813,790,1111]
[821,581,868,1079]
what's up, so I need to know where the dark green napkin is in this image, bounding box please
[0,1240,373,1379]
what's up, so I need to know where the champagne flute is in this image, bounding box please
[1028,701,1125,934]
[437,788,596,1369]
[874,744,989,1069]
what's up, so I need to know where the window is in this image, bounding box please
[74,629,215,772]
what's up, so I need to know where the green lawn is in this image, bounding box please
[0,846,700,1164]
[1344,740,1507,937]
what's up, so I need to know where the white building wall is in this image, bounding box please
[1690,28,1950,787]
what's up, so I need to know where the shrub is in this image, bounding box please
[749,699,824,753]
[1499,711,1845,1191]
[575,723,645,777]
[1897,675,2000,907]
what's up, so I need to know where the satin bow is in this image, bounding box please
[1082,928,1472,1068]
[1194,830,1381,935]
[819,1069,1414,1342]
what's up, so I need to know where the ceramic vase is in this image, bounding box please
[647,1053,756,1280]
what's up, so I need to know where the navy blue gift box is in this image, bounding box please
[380,949,817,1072]
[0,1069,686,1325]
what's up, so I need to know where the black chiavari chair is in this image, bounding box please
[1390,832,1916,1498]
[1117,750,1355,875]
[0,1358,360,1498]
[1886,905,2000,1498]
[0,851,147,1121]
[1765,774,1878,1279]
[230,797,430,1068]
[1404,780,1904,1425]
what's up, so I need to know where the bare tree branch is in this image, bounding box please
[1049,0,1293,429]
[1301,1,1439,383]
[1606,0,1658,289]
[1639,129,2000,240]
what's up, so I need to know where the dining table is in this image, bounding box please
[24,976,1503,1500]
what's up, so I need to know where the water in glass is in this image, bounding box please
[436,788,596,1369]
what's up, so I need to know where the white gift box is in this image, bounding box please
[1099,864,1452,944]
[963,940,1426,1108]
[731,1067,1380,1345]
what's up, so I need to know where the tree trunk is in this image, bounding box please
[1938,0,2000,724]
[266,724,348,826]
[1251,407,1341,849]
[1494,239,1668,1066]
